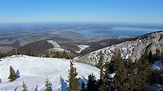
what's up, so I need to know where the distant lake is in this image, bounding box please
[0,23,162,37]
[75,27,160,37]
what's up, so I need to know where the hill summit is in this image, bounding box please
[0,55,99,90]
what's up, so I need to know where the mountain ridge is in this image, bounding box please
[75,31,163,66]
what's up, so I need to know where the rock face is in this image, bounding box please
[75,31,163,66]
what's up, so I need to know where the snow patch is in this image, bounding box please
[76,45,89,53]
[152,60,162,70]
[47,40,68,52]
[109,73,116,78]
[47,40,61,48]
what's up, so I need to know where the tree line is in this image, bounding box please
[45,50,73,59]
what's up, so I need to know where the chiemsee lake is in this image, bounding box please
[75,27,162,37]
[0,22,162,37]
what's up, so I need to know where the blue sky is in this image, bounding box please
[0,0,163,23]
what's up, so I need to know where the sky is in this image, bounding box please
[0,0,163,23]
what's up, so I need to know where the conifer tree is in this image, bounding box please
[97,51,108,91]
[8,66,17,82]
[99,52,104,80]
[135,53,151,90]
[113,51,128,91]
[81,82,86,91]
[67,60,80,91]
[54,51,61,58]
[22,81,28,91]
[15,47,18,55]
[86,73,98,91]
[97,51,104,69]
[112,51,152,91]
[0,51,6,58]
[26,49,32,56]
[44,78,52,91]
[149,70,163,85]
[61,51,68,58]
[125,58,137,91]
[45,53,49,57]
[102,61,115,91]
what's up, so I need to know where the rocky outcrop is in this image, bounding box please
[75,31,163,66]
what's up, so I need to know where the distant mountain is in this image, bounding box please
[7,40,53,55]
[75,31,163,66]
[6,39,80,56]
[7,37,132,57]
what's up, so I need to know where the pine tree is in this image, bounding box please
[8,66,17,82]
[135,53,151,91]
[102,50,152,91]
[54,51,61,58]
[86,73,98,91]
[45,53,49,57]
[22,81,28,91]
[15,47,18,55]
[99,51,104,80]
[97,51,107,91]
[102,61,115,91]
[44,78,52,91]
[26,49,32,56]
[81,82,86,91]
[0,51,6,58]
[67,60,80,91]
[149,70,163,85]
[97,51,104,69]
[113,51,128,91]
[61,51,69,58]
[125,58,137,91]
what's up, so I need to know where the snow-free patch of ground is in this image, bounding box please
[76,45,89,53]
[0,55,99,91]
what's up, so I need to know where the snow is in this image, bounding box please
[147,83,163,91]
[0,55,99,91]
[125,55,129,60]
[152,60,162,70]
[47,40,68,52]
[49,48,66,52]
[109,73,115,79]
[76,45,89,53]
[76,38,150,65]
[47,40,61,48]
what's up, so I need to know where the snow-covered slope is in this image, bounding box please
[76,31,163,65]
[47,40,67,52]
[47,40,61,48]
[0,55,99,91]
[76,45,89,53]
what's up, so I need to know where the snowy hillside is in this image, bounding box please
[47,40,67,52]
[0,55,99,91]
[76,31,163,65]
[76,45,89,53]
